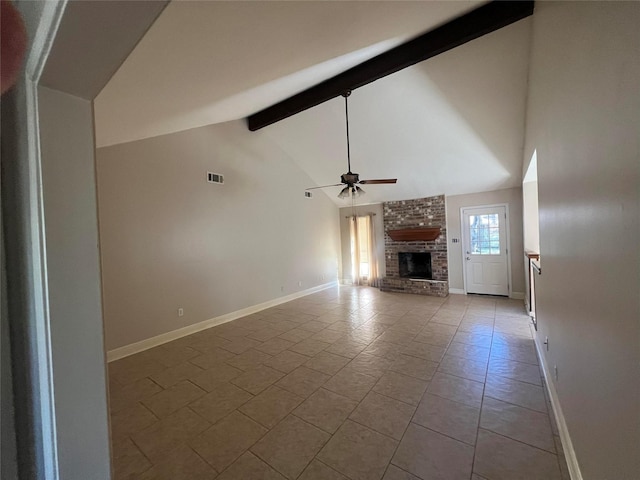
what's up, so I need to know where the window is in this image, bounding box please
[469,213,501,255]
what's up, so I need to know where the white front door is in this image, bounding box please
[463,205,509,296]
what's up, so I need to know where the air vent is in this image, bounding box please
[207,172,224,184]
[304,191,312,198]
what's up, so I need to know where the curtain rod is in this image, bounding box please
[345,213,377,218]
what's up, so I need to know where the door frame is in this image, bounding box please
[460,203,513,297]
[2,2,69,477]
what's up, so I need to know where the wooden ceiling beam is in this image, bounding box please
[247,1,533,131]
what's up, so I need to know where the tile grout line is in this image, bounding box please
[464,301,494,479]
[477,427,561,457]
[309,457,351,479]
[407,420,480,448]
[250,407,333,479]
[127,432,158,476]
[186,442,220,476]
[215,409,274,475]
[372,377,425,478]
[481,392,550,415]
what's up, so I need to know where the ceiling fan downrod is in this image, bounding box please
[342,90,352,174]
[303,89,397,198]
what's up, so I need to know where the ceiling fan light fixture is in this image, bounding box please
[338,185,365,199]
[338,186,351,199]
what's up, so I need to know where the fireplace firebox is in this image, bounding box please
[398,252,432,280]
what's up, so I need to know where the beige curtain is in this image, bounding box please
[349,214,381,287]
[367,214,381,287]
[349,216,363,285]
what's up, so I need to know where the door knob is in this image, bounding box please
[466,257,470,260]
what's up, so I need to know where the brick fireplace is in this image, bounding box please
[380,194,449,296]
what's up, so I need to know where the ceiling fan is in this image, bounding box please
[305,91,397,199]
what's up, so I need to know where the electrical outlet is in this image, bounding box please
[298,281,302,287]
[280,286,284,292]
[178,308,184,317]
[322,274,326,281]
[554,365,558,381]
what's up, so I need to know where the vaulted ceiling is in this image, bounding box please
[95,1,532,205]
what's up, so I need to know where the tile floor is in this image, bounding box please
[108,286,570,480]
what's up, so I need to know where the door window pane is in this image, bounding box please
[469,214,501,255]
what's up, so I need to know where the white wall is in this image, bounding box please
[446,187,525,296]
[38,86,111,479]
[96,120,340,351]
[523,2,640,478]
[338,203,385,283]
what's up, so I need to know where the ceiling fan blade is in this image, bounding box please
[358,179,397,185]
[305,183,344,190]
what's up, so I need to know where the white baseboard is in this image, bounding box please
[107,281,338,362]
[533,335,583,480]
[448,288,523,298]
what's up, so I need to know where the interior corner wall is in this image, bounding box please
[523,2,640,478]
[96,120,340,351]
[445,187,524,295]
[338,203,385,283]
[37,86,111,479]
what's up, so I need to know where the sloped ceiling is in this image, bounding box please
[95,0,532,206]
